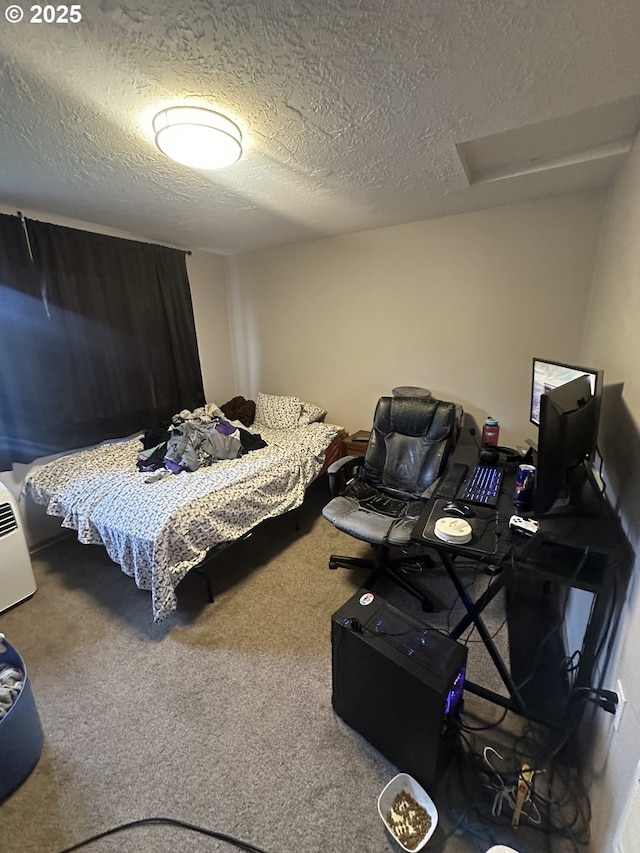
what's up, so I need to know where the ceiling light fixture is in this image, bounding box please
[153,106,243,170]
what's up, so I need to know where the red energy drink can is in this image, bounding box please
[514,464,536,507]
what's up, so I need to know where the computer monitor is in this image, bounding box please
[530,358,603,427]
[533,373,602,516]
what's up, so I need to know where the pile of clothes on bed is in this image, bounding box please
[137,398,267,476]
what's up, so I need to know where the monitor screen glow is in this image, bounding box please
[530,358,600,427]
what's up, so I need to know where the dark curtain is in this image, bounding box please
[0,214,205,469]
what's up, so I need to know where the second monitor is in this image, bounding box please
[533,372,601,516]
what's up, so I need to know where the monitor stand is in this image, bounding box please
[535,465,601,520]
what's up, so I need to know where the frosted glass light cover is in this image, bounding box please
[153,107,242,169]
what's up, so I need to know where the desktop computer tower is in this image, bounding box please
[331,590,467,791]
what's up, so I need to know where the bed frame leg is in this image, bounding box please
[193,567,215,604]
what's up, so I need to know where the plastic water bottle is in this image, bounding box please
[482,417,500,446]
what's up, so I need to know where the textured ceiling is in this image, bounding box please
[0,0,639,253]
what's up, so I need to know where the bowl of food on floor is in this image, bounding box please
[377,772,438,851]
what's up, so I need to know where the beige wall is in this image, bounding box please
[186,250,236,405]
[232,192,605,447]
[579,137,640,852]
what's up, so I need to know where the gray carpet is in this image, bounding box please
[0,479,587,853]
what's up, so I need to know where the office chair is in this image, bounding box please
[322,395,460,611]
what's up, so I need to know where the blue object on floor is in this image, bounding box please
[0,636,44,802]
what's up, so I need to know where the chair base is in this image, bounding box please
[328,555,376,571]
[328,547,435,612]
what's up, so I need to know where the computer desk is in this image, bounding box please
[411,444,629,728]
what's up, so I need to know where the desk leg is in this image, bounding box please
[441,555,526,713]
[574,583,611,693]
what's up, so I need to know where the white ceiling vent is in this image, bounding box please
[456,96,640,187]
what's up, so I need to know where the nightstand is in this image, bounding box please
[342,431,370,457]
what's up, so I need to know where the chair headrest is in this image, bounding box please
[375,396,457,439]
[362,396,461,500]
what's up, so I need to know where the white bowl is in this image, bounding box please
[377,773,438,851]
[486,847,519,852]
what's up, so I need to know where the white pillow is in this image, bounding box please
[299,400,327,425]
[254,393,302,429]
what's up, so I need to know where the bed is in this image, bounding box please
[23,395,344,621]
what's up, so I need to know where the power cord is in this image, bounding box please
[55,816,274,853]
[481,747,542,826]
[450,725,590,851]
[455,704,510,733]
[343,615,452,642]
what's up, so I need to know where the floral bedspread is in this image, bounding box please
[24,422,343,620]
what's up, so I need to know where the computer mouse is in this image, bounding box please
[442,501,475,518]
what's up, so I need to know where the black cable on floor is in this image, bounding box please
[55,816,274,853]
[451,717,591,851]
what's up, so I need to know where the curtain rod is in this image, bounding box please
[17,211,34,262]
[14,210,191,255]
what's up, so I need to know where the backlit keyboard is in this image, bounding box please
[459,465,503,507]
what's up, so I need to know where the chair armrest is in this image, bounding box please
[326,455,364,496]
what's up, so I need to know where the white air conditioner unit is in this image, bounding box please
[0,483,37,612]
